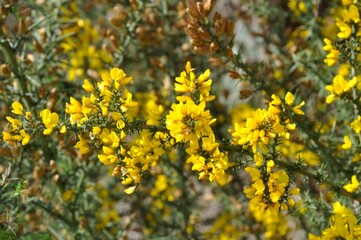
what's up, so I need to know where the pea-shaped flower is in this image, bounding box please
[40,109,59,135]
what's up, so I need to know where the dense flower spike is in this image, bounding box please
[309,202,361,239]
[325,74,358,104]
[231,92,302,153]
[175,61,215,103]
[244,164,299,213]
[186,134,232,185]
[323,38,340,66]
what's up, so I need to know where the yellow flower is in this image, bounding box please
[99,128,120,148]
[323,38,340,66]
[336,19,352,39]
[325,75,357,104]
[175,61,215,103]
[75,134,90,154]
[285,92,305,115]
[11,101,24,115]
[342,4,360,23]
[109,67,132,90]
[98,146,118,165]
[351,116,361,133]
[6,116,22,130]
[341,135,352,150]
[343,175,359,193]
[166,99,216,144]
[59,125,67,133]
[124,185,136,195]
[82,79,94,92]
[40,109,59,135]
[20,129,30,145]
[232,108,285,153]
[285,92,295,106]
[312,201,361,238]
[66,97,84,124]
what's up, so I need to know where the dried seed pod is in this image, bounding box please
[228,71,241,79]
[38,27,46,43]
[112,165,122,177]
[34,40,44,53]
[0,64,11,76]
[49,160,57,171]
[52,174,60,183]
[187,0,201,19]
[239,88,253,99]
[210,42,219,52]
[18,4,31,17]
[196,2,205,17]
[47,87,58,111]
[203,0,214,16]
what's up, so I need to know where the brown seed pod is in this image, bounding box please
[0,64,11,76]
[18,4,31,17]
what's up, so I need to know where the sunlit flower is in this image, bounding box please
[166,99,216,144]
[40,109,59,135]
[343,175,359,193]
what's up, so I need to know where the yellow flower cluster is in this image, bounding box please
[244,162,300,213]
[231,92,304,157]
[166,62,232,185]
[230,92,303,214]
[2,102,63,146]
[336,4,360,39]
[204,212,242,240]
[251,209,289,239]
[288,0,307,17]
[309,202,361,239]
[60,3,112,81]
[150,174,175,209]
[323,38,340,67]
[325,74,358,104]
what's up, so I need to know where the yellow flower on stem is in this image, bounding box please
[232,108,285,153]
[66,97,84,124]
[336,19,352,39]
[11,101,24,115]
[325,75,357,104]
[166,99,216,144]
[20,129,30,145]
[175,61,215,103]
[351,116,361,133]
[341,135,352,150]
[323,38,340,66]
[75,134,90,154]
[343,175,359,193]
[40,109,59,135]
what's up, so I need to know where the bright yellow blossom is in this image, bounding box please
[66,97,84,124]
[166,99,216,144]
[351,116,361,133]
[82,79,94,92]
[323,38,340,66]
[341,135,352,150]
[175,61,215,103]
[325,75,358,104]
[11,101,24,115]
[336,19,352,39]
[40,109,59,135]
[232,108,285,153]
[310,202,361,239]
[343,175,359,193]
[75,134,90,154]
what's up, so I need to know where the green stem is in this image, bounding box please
[0,28,31,107]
